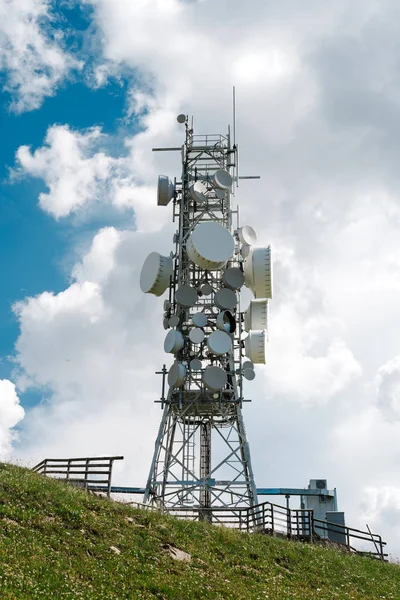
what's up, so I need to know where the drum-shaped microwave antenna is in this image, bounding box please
[223,267,245,290]
[212,169,232,190]
[168,362,186,387]
[200,282,213,296]
[177,114,186,123]
[216,310,236,334]
[245,330,266,364]
[241,243,252,258]
[244,299,269,331]
[237,225,257,246]
[207,330,232,356]
[203,366,227,391]
[215,288,237,310]
[157,175,174,206]
[140,252,173,296]
[176,285,198,308]
[243,246,273,299]
[189,181,208,203]
[164,330,184,354]
[187,222,234,270]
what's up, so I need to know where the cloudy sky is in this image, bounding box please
[1,0,400,558]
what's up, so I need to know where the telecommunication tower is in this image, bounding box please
[140,112,272,516]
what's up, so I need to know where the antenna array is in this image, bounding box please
[140,112,272,515]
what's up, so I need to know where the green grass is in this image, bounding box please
[0,463,399,599]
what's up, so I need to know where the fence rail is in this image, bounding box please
[32,456,124,497]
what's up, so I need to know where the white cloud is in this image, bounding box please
[14,125,164,231]
[0,379,25,459]
[375,356,400,422]
[0,0,82,112]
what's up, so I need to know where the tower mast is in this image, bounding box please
[141,113,272,516]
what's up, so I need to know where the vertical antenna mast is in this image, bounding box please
[141,110,272,518]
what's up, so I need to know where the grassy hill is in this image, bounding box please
[0,463,399,599]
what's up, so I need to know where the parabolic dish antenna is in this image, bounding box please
[242,360,254,371]
[245,330,266,364]
[216,310,236,334]
[190,358,202,371]
[189,328,205,344]
[243,368,256,381]
[192,312,207,327]
[168,315,179,328]
[244,299,269,331]
[207,330,232,356]
[176,285,198,308]
[164,330,184,354]
[187,222,234,270]
[168,362,186,387]
[200,283,213,296]
[223,267,245,290]
[157,175,174,206]
[237,225,257,246]
[189,181,208,203]
[177,113,186,123]
[215,288,237,311]
[203,366,227,391]
[212,169,232,190]
[243,246,273,299]
[140,252,173,296]
[241,243,251,259]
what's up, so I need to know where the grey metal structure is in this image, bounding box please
[142,115,269,515]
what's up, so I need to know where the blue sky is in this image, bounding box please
[0,2,134,401]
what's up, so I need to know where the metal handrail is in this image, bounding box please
[32,456,124,497]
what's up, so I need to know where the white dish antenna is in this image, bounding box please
[244,299,269,331]
[216,310,236,334]
[240,243,251,258]
[243,368,256,381]
[189,181,208,203]
[190,358,202,371]
[243,246,273,299]
[203,365,227,391]
[215,288,237,311]
[176,285,198,308]
[237,226,257,246]
[212,169,232,190]
[140,252,173,296]
[245,330,266,364]
[200,283,213,296]
[168,362,186,387]
[164,330,184,354]
[157,175,174,206]
[187,222,234,270]
[223,267,245,290]
[189,328,205,344]
[207,330,232,356]
[192,312,207,327]
[168,315,179,327]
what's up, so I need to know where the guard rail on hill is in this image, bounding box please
[166,501,387,561]
[32,456,124,497]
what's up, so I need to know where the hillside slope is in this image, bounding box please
[0,463,398,599]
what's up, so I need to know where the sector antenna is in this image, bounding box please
[140,112,271,517]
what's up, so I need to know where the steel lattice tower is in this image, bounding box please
[141,113,272,517]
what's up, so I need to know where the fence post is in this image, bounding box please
[309,511,313,543]
[84,458,90,491]
[43,460,47,476]
[66,459,71,481]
